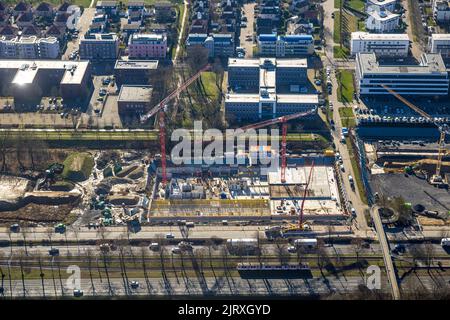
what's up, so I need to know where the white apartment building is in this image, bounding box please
[366,6,400,33]
[429,33,450,58]
[433,0,450,23]
[0,36,60,59]
[257,34,314,57]
[350,32,410,57]
[366,0,397,12]
[79,33,119,60]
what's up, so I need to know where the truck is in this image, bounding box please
[441,238,450,247]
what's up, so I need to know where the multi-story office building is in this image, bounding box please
[429,33,450,58]
[186,33,235,58]
[433,0,450,23]
[355,52,449,96]
[366,6,400,33]
[0,60,92,103]
[257,34,314,57]
[350,32,410,57]
[226,58,316,119]
[79,33,119,60]
[0,36,60,59]
[128,33,167,59]
[114,59,159,87]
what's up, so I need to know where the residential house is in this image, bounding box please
[54,12,70,27]
[56,2,70,16]
[34,2,54,18]
[15,12,34,28]
[45,24,65,41]
[13,2,31,18]
[122,22,141,40]
[96,1,118,16]
[21,25,42,37]
[0,25,18,39]
[154,2,174,23]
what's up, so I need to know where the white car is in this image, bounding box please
[165,233,175,239]
[351,207,356,216]
[171,246,181,254]
[340,164,345,172]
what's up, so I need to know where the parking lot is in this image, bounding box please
[239,2,256,58]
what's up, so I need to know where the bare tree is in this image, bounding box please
[85,249,96,296]
[46,227,54,250]
[20,226,29,256]
[423,241,435,269]
[351,238,363,265]
[36,253,46,298]
[274,239,289,266]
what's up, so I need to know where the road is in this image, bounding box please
[0,225,357,243]
[173,0,189,63]
[402,0,424,59]
[324,64,369,231]
[240,2,256,58]
[371,206,401,300]
[62,8,96,60]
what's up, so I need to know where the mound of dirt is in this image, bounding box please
[62,152,94,182]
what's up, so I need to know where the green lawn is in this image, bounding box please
[338,107,356,128]
[336,69,355,103]
[333,11,358,45]
[200,72,220,100]
[333,45,350,59]
[334,0,343,8]
[346,0,365,12]
[357,19,366,31]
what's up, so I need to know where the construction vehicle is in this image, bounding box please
[139,64,211,186]
[381,85,449,187]
[265,163,315,239]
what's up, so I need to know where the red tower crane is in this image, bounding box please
[141,64,211,185]
[238,108,316,183]
[298,161,314,229]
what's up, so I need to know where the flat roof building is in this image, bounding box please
[355,52,449,96]
[350,32,410,57]
[366,6,400,33]
[128,33,167,59]
[429,33,450,59]
[117,85,153,114]
[79,33,119,60]
[0,59,92,103]
[258,34,314,57]
[226,57,317,120]
[114,59,159,87]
